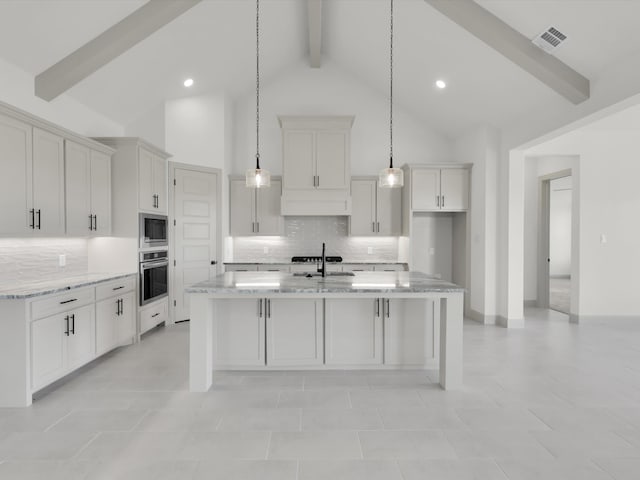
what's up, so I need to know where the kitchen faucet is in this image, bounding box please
[317,242,326,277]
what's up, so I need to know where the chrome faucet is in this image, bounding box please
[317,242,326,277]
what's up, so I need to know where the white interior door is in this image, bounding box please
[173,167,218,322]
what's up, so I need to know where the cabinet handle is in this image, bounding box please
[93,215,97,231]
[88,214,93,231]
[116,298,121,316]
[70,314,75,334]
[375,298,380,317]
[267,299,271,318]
[151,312,159,318]
[377,222,380,233]
[112,286,125,291]
[385,299,390,318]
[258,299,263,317]
[59,298,77,305]
[442,195,445,208]
[36,209,41,229]
[64,315,70,336]
[372,222,375,233]
[29,209,35,229]
[251,222,255,233]
[120,299,123,316]
[256,222,259,233]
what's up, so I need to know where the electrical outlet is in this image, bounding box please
[58,254,66,267]
[263,246,269,254]
[367,247,373,255]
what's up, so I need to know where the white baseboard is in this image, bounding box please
[468,309,497,325]
[570,314,640,324]
[497,315,525,328]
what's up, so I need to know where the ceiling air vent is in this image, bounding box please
[532,26,567,54]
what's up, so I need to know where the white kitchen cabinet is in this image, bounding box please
[32,128,65,235]
[279,116,353,215]
[65,140,112,236]
[384,299,437,366]
[95,277,136,355]
[31,302,95,391]
[350,177,401,236]
[139,297,168,335]
[266,298,323,366]
[229,177,283,236]
[411,167,469,212]
[139,146,167,213]
[213,299,265,367]
[324,298,383,365]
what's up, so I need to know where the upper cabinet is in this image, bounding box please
[0,105,112,237]
[65,140,112,236]
[229,177,283,236]
[350,177,401,236]
[138,147,167,213]
[279,116,353,216]
[408,165,470,212]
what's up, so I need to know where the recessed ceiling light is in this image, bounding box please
[183,78,194,87]
[435,80,446,89]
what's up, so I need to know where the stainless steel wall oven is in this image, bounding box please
[139,250,168,305]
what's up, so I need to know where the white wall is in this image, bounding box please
[124,102,166,150]
[233,59,452,176]
[549,176,572,277]
[0,58,123,137]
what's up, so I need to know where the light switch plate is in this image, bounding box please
[58,254,66,267]
[367,247,373,254]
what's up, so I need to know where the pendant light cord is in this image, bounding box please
[255,0,261,170]
[389,0,394,169]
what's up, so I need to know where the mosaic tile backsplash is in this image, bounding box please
[232,216,399,262]
[0,238,88,284]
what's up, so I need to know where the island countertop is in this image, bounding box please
[186,271,464,296]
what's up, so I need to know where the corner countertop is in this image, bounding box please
[0,272,137,300]
[223,261,409,266]
[186,271,463,296]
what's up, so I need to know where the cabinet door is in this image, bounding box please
[66,304,95,370]
[350,180,376,236]
[411,169,440,211]
[229,179,255,236]
[32,128,65,235]
[316,131,348,189]
[31,313,66,390]
[117,291,136,345]
[440,168,469,211]
[90,150,112,235]
[214,299,265,366]
[283,130,315,189]
[267,299,323,366]
[95,297,118,355]
[255,179,283,235]
[376,182,401,235]
[152,154,167,213]
[325,299,382,365]
[138,147,155,211]
[65,140,92,235]
[384,299,435,366]
[0,114,32,235]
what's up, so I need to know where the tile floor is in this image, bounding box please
[1,308,640,479]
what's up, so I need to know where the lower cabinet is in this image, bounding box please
[96,291,135,355]
[266,299,323,366]
[31,303,95,391]
[384,298,438,366]
[139,298,168,335]
[213,299,266,367]
[324,299,383,365]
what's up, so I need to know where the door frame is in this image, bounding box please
[168,161,222,324]
[537,168,571,310]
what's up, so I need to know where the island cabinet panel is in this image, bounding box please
[266,299,323,366]
[324,299,383,365]
[384,299,438,366]
[213,299,266,367]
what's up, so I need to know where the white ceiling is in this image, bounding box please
[1,0,640,137]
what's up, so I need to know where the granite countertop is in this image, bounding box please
[186,271,463,295]
[0,272,137,299]
[224,261,408,265]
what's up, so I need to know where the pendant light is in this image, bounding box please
[246,0,271,188]
[379,0,403,188]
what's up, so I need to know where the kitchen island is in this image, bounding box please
[186,271,464,391]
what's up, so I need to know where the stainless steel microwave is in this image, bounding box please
[139,213,168,249]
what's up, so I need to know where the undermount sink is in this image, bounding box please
[292,271,355,277]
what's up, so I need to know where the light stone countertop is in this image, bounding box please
[0,272,137,300]
[186,271,463,296]
[223,261,408,266]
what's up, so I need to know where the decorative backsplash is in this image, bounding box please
[232,216,399,262]
[0,238,88,284]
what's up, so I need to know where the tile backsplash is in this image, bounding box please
[232,216,399,262]
[0,238,88,284]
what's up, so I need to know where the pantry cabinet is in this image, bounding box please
[229,177,283,236]
[410,166,469,212]
[65,140,112,236]
[279,116,354,215]
[350,177,401,236]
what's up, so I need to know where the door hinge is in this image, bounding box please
[174,300,177,306]
[173,179,176,186]
[174,219,176,226]
[174,260,176,266]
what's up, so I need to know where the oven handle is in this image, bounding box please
[140,260,169,271]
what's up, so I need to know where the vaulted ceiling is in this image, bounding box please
[1,0,639,138]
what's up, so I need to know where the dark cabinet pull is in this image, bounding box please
[112,286,125,291]
[64,315,70,336]
[70,314,75,334]
[116,298,121,316]
[210,261,217,265]
[151,312,159,318]
[59,298,78,305]
[36,209,41,229]
[385,299,390,318]
[29,209,35,229]
[89,214,93,230]
[267,299,271,318]
[93,215,97,231]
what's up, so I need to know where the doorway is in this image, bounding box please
[169,162,221,323]
[539,172,572,314]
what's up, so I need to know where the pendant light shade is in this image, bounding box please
[246,0,270,188]
[379,0,403,188]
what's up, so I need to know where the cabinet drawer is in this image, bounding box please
[31,287,95,320]
[96,276,136,301]
[140,298,168,334]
